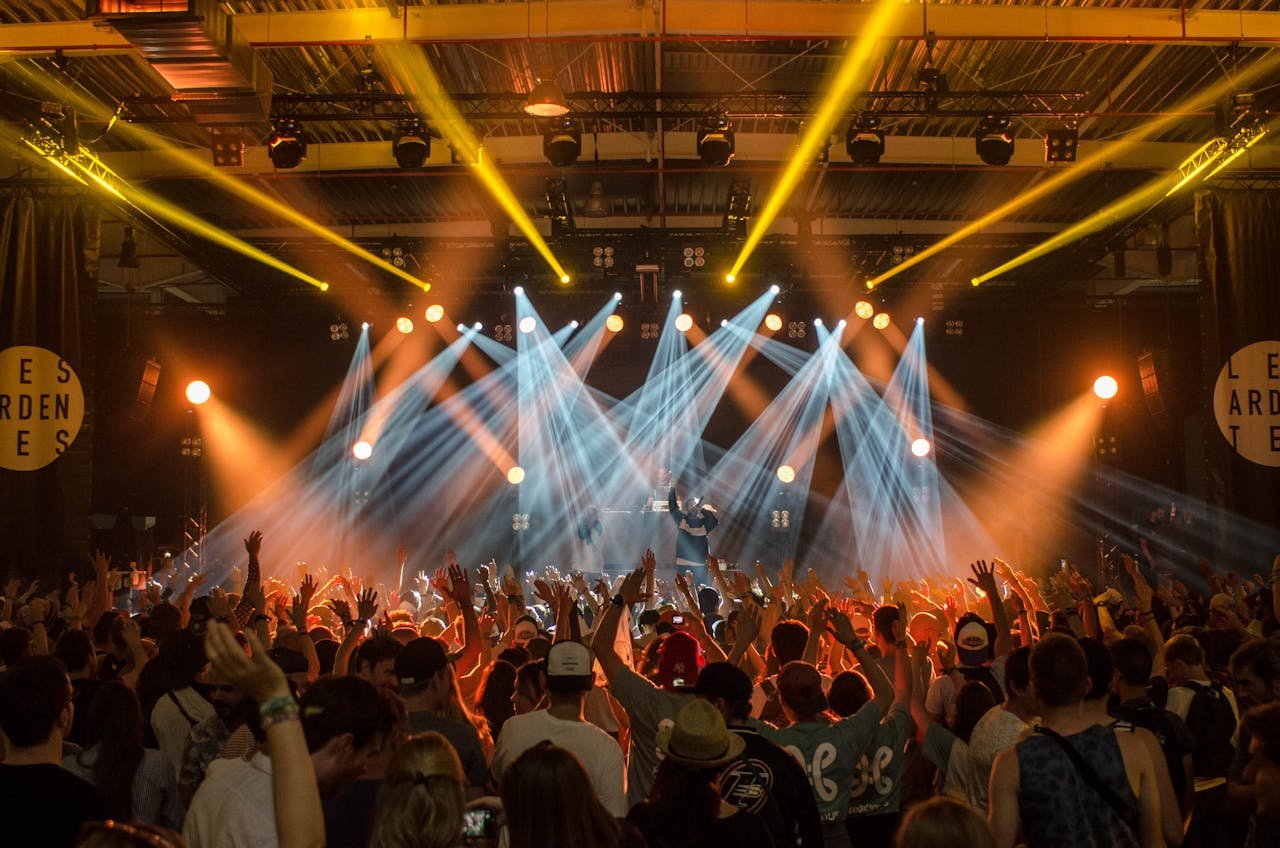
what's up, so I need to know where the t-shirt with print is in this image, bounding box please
[608,664,692,807]
[750,701,883,823]
[719,725,824,848]
[846,705,913,818]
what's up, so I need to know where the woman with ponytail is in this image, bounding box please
[369,732,467,848]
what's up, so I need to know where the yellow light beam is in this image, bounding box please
[379,44,569,283]
[7,61,430,293]
[728,0,903,283]
[865,50,1280,291]
[971,119,1272,287]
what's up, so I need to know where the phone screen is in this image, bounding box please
[462,809,495,838]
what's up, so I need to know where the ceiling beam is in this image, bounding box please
[4,2,1280,54]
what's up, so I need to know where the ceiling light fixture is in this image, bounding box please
[846,112,885,165]
[267,117,307,169]
[697,116,735,167]
[523,68,569,118]
[392,117,430,169]
[543,117,581,167]
[975,114,1014,166]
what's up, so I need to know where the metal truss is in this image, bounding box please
[122,89,1089,125]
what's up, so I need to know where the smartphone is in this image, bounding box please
[463,808,497,838]
[671,614,685,626]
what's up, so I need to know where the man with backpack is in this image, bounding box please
[1164,633,1241,848]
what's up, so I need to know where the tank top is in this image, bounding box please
[1014,724,1140,848]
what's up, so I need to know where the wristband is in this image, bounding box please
[259,695,299,729]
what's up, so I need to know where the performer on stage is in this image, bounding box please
[668,486,718,577]
[574,505,604,572]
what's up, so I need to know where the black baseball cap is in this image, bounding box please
[395,637,449,690]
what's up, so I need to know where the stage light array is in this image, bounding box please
[186,380,211,406]
[425,305,445,323]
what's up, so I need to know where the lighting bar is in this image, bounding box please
[864,52,1280,291]
[726,0,903,283]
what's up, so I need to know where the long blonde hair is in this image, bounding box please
[369,733,467,848]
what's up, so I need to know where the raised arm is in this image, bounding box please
[828,607,893,713]
[590,561,647,682]
[969,560,1012,658]
[205,622,325,848]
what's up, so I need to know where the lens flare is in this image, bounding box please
[606,314,625,333]
[855,301,875,320]
[764,313,783,332]
[424,304,445,323]
[396,317,414,334]
[518,316,537,334]
[675,313,694,333]
[872,313,891,330]
[185,380,211,406]
[776,464,796,483]
[911,438,932,458]
[560,274,571,284]
[352,440,373,460]
[1093,375,1119,400]
[506,465,526,485]
[513,286,525,296]
[725,273,736,284]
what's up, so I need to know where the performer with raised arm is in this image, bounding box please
[669,485,719,583]
[574,505,605,573]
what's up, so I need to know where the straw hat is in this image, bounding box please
[656,699,745,768]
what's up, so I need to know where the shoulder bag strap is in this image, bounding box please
[1034,725,1138,827]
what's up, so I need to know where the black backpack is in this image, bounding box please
[1182,681,1236,779]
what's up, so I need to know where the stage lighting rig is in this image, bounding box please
[267,117,307,169]
[493,322,514,342]
[211,132,245,168]
[592,245,617,271]
[329,321,349,342]
[1044,125,1078,163]
[392,117,430,168]
[682,245,707,270]
[380,242,414,269]
[846,113,886,165]
[697,116,735,167]
[640,321,661,340]
[544,117,581,167]
[786,320,807,340]
[975,115,1014,166]
[545,177,575,235]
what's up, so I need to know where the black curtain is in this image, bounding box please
[0,193,99,579]
[1194,188,1280,532]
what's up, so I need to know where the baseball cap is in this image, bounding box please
[777,660,828,716]
[395,637,449,690]
[657,631,704,690]
[955,612,996,667]
[545,641,594,693]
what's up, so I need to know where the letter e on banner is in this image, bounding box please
[1213,340,1280,468]
[0,346,85,471]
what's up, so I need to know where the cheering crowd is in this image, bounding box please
[1,527,1279,848]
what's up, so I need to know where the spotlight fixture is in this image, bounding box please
[473,322,483,330]
[606,314,624,333]
[456,323,466,332]
[117,224,140,269]
[569,320,579,328]
[682,245,707,270]
[854,300,875,320]
[559,274,571,284]
[523,69,569,118]
[329,322,349,342]
[974,115,1014,166]
[872,312,891,330]
[185,380,211,406]
[506,465,526,485]
[493,322,514,342]
[911,438,932,458]
[764,313,783,332]
[672,289,682,299]
[720,319,728,328]
[592,245,616,270]
[1093,375,1119,400]
[786,320,807,339]
[675,313,694,333]
[1044,125,1078,163]
[266,117,307,169]
[846,113,886,166]
[513,286,525,295]
[640,321,661,340]
[352,440,373,461]
[395,317,414,334]
[613,292,623,301]
[814,318,824,327]
[211,132,245,168]
[392,117,430,169]
[697,116,735,167]
[543,117,581,167]
[769,284,781,295]
[776,465,796,484]
[380,242,412,269]
[518,316,536,334]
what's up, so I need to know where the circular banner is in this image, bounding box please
[0,346,86,471]
[1212,340,1280,468]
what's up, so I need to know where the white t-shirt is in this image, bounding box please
[152,686,216,775]
[184,751,277,848]
[491,708,627,817]
[1166,679,1239,724]
[966,706,1029,813]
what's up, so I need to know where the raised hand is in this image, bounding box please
[205,621,289,702]
[707,555,722,578]
[731,571,752,599]
[825,607,859,647]
[290,592,309,630]
[736,601,763,646]
[244,530,263,559]
[619,566,647,605]
[533,578,557,607]
[641,548,656,578]
[1122,554,1154,611]
[92,550,111,577]
[297,573,317,611]
[445,564,471,605]
[327,597,352,625]
[356,588,379,621]
[967,560,999,596]
[807,597,830,631]
[476,563,492,586]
